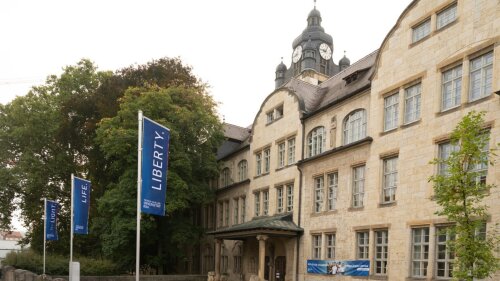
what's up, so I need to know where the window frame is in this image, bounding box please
[326,233,336,259]
[374,230,389,275]
[221,167,231,187]
[308,127,326,157]
[264,148,271,174]
[352,165,365,208]
[382,157,398,203]
[276,186,284,213]
[254,193,260,217]
[286,183,294,212]
[312,234,322,259]
[343,109,367,145]
[411,227,430,278]
[262,190,269,215]
[384,93,399,131]
[327,172,338,211]
[436,2,457,30]
[256,152,262,176]
[314,176,324,213]
[238,160,248,182]
[278,142,286,168]
[441,64,462,111]
[412,18,431,43]
[356,231,369,259]
[469,51,493,102]
[287,138,296,164]
[435,226,455,279]
[404,82,422,124]
[233,198,239,225]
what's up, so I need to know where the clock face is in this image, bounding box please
[292,46,302,63]
[319,43,332,60]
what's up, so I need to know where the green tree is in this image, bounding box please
[429,111,499,280]
[95,86,223,272]
[0,59,109,256]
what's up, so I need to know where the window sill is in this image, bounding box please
[378,201,397,208]
[466,93,493,107]
[402,119,421,129]
[409,34,431,48]
[405,277,427,281]
[253,172,269,179]
[380,127,398,135]
[348,206,365,212]
[266,116,283,126]
[275,164,294,172]
[310,210,338,217]
[369,275,388,280]
[436,104,461,117]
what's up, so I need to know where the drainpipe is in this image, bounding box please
[295,116,306,281]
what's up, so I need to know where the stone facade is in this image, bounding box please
[204,1,500,281]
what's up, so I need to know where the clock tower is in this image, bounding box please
[275,3,344,88]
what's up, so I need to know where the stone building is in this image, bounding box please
[202,1,500,281]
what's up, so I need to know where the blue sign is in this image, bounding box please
[73,177,91,234]
[141,117,170,216]
[45,200,59,241]
[307,260,370,276]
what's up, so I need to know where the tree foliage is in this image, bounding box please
[0,57,223,274]
[429,111,499,280]
[95,86,222,271]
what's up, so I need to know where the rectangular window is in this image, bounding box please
[469,51,493,101]
[312,235,322,259]
[222,255,228,273]
[254,193,260,217]
[352,165,365,208]
[278,142,286,168]
[383,157,398,203]
[266,111,274,124]
[411,227,430,277]
[404,83,421,124]
[218,202,223,228]
[275,105,283,119]
[233,198,239,225]
[234,256,242,273]
[441,65,462,111]
[263,190,269,215]
[436,226,455,278]
[438,141,459,175]
[314,176,324,212]
[286,183,294,212]
[384,93,399,131]
[412,18,431,43]
[264,148,271,173]
[277,186,284,213]
[256,152,262,176]
[437,3,457,30]
[288,138,296,164]
[224,201,229,226]
[327,173,338,211]
[356,231,369,259]
[375,230,389,275]
[469,139,489,185]
[241,197,246,223]
[326,233,336,259]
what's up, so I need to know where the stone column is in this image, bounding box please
[214,239,223,281]
[256,235,269,281]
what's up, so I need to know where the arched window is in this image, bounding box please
[221,168,231,187]
[343,109,367,145]
[307,126,326,157]
[238,160,248,182]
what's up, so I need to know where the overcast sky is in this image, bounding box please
[0,0,414,130]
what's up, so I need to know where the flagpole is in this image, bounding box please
[43,198,47,276]
[136,110,143,281]
[70,174,74,281]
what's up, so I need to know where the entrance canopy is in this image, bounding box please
[208,213,303,240]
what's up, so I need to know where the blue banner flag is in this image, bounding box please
[73,177,91,234]
[45,200,59,241]
[141,116,170,216]
[307,260,370,276]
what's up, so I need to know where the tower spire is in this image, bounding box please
[314,0,317,9]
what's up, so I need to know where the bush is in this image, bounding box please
[2,250,122,276]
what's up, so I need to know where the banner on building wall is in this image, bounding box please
[73,177,91,234]
[45,200,59,240]
[307,259,370,276]
[141,116,170,216]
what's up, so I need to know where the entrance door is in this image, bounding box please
[275,256,286,281]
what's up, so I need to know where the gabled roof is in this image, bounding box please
[223,123,250,142]
[216,123,251,160]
